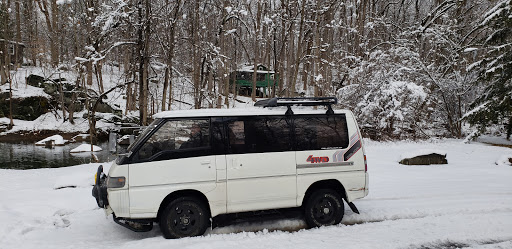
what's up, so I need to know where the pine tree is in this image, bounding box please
[467,0,512,138]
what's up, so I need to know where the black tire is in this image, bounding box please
[304,189,344,228]
[159,197,209,239]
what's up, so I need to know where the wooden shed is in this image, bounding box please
[0,39,25,65]
[230,64,279,97]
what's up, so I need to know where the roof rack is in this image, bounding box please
[254,97,338,115]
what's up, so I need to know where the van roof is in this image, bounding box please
[153,107,351,119]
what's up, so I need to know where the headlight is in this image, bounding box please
[107,176,126,188]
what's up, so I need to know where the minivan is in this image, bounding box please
[92,97,369,239]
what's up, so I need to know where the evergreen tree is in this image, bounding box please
[467,0,512,138]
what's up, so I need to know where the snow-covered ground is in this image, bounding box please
[1,140,511,249]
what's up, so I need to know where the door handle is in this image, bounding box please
[201,160,211,165]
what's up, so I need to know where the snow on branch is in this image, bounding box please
[481,0,510,27]
[462,102,489,120]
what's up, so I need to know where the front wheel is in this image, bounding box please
[159,197,209,239]
[304,189,344,228]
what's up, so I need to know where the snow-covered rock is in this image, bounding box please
[495,155,512,166]
[70,144,103,153]
[399,149,447,160]
[35,135,67,146]
[399,149,447,165]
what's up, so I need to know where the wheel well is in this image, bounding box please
[302,179,347,207]
[157,190,211,221]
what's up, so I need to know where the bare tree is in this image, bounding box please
[35,0,59,67]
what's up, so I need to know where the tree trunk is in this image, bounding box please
[192,0,201,109]
[95,61,104,94]
[50,0,58,66]
[138,0,151,125]
[15,0,21,68]
[36,0,59,66]
[162,66,169,111]
[291,0,305,97]
[68,70,79,125]
[251,0,262,101]
[86,61,93,86]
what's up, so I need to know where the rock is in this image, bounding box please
[0,95,51,121]
[42,81,74,95]
[399,153,447,165]
[26,74,45,87]
[35,134,67,146]
[71,134,90,142]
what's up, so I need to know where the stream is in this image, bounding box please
[0,141,120,169]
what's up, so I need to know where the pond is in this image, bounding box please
[0,142,121,170]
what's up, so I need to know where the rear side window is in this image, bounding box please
[136,119,210,161]
[294,115,349,150]
[227,116,293,154]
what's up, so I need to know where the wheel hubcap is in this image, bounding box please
[313,197,335,223]
[170,204,200,234]
[323,207,330,214]
[181,216,190,225]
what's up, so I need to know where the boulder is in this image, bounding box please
[26,74,45,87]
[399,153,447,165]
[0,95,51,121]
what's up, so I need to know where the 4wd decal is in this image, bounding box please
[333,133,361,162]
[307,155,329,163]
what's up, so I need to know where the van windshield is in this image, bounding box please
[116,119,161,165]
[127,119,161,152]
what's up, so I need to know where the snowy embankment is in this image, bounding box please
[1,140,511,249]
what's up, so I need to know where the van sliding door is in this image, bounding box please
[225,116,297,213]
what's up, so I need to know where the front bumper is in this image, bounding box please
[92,165,109,208]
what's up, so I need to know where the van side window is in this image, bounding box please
[227,121,246,154]
[137,119,210,161]
[211,118,227,154]
[227,117,292,154]
[294,115,349,150]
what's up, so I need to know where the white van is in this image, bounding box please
[93,97,369,239]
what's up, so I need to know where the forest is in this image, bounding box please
[0,0,511,141]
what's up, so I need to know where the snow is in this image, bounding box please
[495,154,512,166]
[1,140,511,249]
[463,47,478,52]
[225,29,237,35]
[70,144,103,153]
[35,135,67,146]
[56,0,72,5]
[462,102,489,119]
[238,65,275,74]
[475,135,512,146]
[0,83,51,99]
[481,0,508,26]
[0,112,114,136]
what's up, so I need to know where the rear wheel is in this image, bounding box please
[304,189,344,228]
[159,197,209,239]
